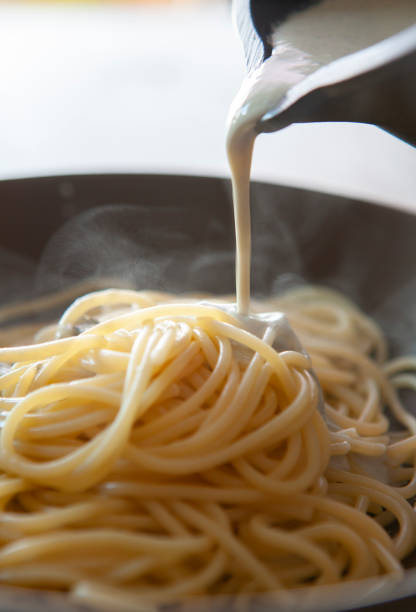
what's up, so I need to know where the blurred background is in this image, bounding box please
[0,0,414,210]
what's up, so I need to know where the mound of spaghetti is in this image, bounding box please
[0,287,415,610]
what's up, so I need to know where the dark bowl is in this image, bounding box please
[0,173,415,612]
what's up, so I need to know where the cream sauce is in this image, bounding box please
[227,0,416,314]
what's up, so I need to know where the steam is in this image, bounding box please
[0,248,37,304]
[36,204,163,293]
[35,202,236,298]
[0,179,414,364]
[250,182,303,297]
[31,186,306,306]
[374,280,416,357]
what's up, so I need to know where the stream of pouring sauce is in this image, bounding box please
[226,0,416,314]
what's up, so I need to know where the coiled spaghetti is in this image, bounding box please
[0,286,415,610]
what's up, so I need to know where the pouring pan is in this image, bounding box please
[0,173,415,612]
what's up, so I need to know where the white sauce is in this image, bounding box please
[274,0,416,65]
[227,0,416,314]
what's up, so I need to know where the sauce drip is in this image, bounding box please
[227,0,416,314]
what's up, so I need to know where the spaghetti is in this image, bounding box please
[0,286,415,610]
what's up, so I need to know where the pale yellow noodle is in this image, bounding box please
[0,285,414,610]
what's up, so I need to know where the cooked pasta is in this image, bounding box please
[0,285,415,610]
